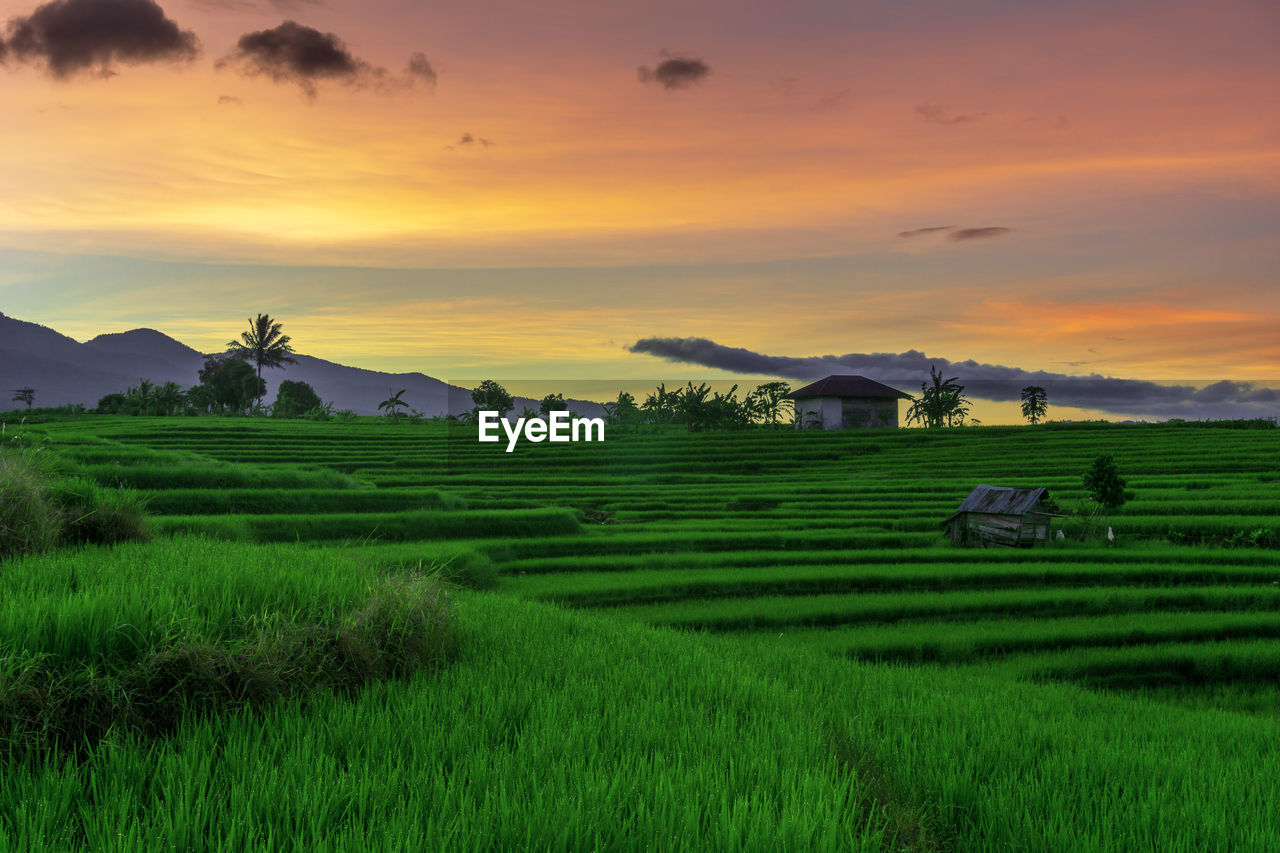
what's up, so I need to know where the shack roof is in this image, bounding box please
[943,485,1064,524]
[785,375,910,400]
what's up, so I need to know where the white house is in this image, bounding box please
[786,375,910,429]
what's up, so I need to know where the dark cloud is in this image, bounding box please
[915,103,984,125]
[445,132,494,150]
[638,54,710,90]
[219,20,375,97]
[407,51,435,88]
[949,226,1012,241]
[216,94,242,105]
[898,225,955,239]
[810,88,851,113]
[2,0,199,79]
[189,0,325,10]
[628,337,1280,420]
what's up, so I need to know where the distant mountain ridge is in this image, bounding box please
[0,312,602,417]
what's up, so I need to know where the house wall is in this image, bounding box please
[795,396,898,429]
[951,511,1052,547]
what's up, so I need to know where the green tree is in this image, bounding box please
[227,314,297,409]
[746,381,792,426]
[194,355,265,414]
[155,381,186,416]
[96,393,127,414]
[378,389,409,423]
[1084,454,1127,510]
[641,383,679,425]
[905,366,971,428]
[471,380,514,419]
[10,388,35,409]
[275,380,323,418]
[603,391,642,431]
[1020,385,1048,425]
[538,393,568,417]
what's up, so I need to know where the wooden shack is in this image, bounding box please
[943,485,1064,547]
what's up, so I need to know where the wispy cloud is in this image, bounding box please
[897,225,955,238]
[897,225,1014,241]
[915,102,985,125]
[950,226,1012,241]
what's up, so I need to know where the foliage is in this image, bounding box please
[746,381,793,426]
[538,393,568,416]
[273,381,323,418]
[5,417,1280,848]
[635,381,789,431]
[190,356,265,415]
[0,540,456,757]
[10,388,35,409]
[226,314,297,407]
[470,380,514,420]
[905,366,972,428]
[1020,385,1048,425]
[1084,454,1128,510]
[377,389,409,423]
[0,443,147,557]
[602,391,642,431]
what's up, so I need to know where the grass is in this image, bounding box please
[0,539,457,756]
[0,444,147,557]
[4,590,1280,850]
[4,414,1280,848]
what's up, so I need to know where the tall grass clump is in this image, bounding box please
[0,540,458,755]
[0,450,62,557]
[0,445,148,557]
[46,477,148,547]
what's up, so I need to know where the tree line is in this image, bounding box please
[11,312,1059,427]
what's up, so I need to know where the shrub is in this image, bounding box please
[1084,455,1128,510]
[0,452,62,557]
[273,381,323,418]
[1,446,149,556]
[46,477,149,547]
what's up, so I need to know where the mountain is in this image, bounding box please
[0,312,602,417]
[86,328,205,365]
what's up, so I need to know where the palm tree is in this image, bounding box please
[227,314,297,408]
[378,389,409,423]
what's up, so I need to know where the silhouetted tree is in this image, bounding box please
[1021,386,1048,425]
[10,388,35,409]
[471,380,514,419]
[603,391,642,431]
[905,366,971,428]
[539,393,568,416]
[378,389,409,423]
[193,355,265,414]
[227,314,297,409]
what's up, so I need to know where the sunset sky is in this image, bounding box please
[2,0,1278,417]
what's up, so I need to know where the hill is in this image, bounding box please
[0,312,601,417]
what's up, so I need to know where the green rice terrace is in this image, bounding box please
[3,415,1280,850]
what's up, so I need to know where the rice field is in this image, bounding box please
[39,417,1280,698]
[6,414,1280,849]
